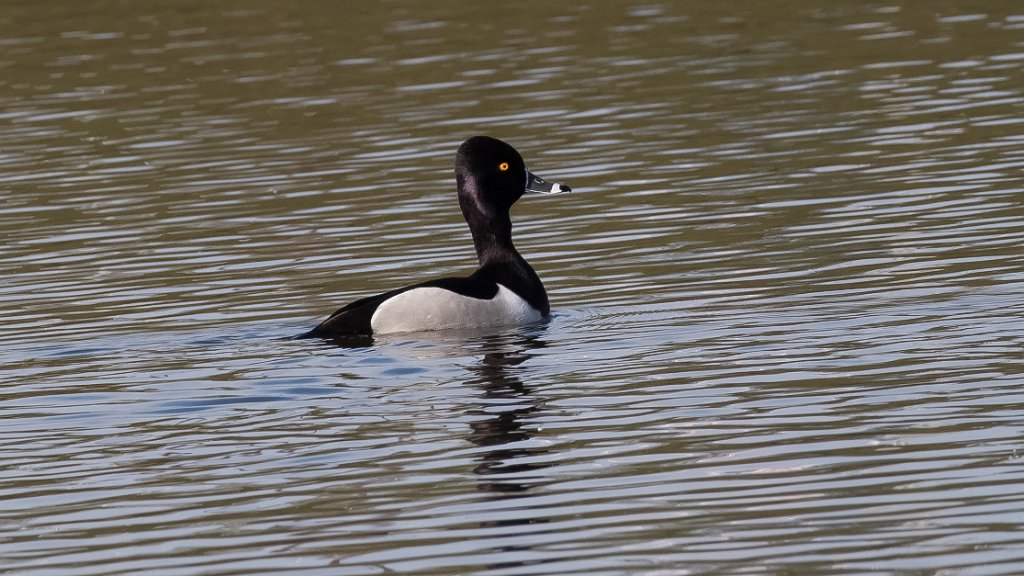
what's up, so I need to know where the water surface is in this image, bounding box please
[3,1,1024,574]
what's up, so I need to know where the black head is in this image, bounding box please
[455,136,570,220]
[455,136,529,218]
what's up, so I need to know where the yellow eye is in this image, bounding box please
[499,162,509,171]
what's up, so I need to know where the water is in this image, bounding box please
[3,1,1024,574]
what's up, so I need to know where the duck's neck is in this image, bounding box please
[458,174,523,267]
[469,212,520,266]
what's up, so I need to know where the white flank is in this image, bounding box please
[370,284,542,334]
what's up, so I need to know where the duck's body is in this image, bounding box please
[299,136,569,340]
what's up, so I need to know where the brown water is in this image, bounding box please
[3,1,1024,574]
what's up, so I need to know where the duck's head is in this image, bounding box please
[455,136,570,220]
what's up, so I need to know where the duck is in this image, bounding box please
[298,136,571,340]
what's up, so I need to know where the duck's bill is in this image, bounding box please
[525,170,571,194]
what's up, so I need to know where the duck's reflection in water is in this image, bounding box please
[464,333,552,567]
[314,330,554,567]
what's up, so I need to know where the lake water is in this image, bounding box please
[3,1,1024,574]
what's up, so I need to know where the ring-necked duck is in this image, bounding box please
[298,136,570,340]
